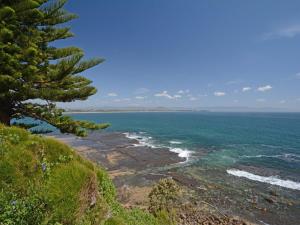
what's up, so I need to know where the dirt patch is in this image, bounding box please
[109,169,135,179]
[77,173,99,217]
[117,185,152,208]
[107,151,125,165]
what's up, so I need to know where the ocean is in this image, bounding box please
[68,112,300,191]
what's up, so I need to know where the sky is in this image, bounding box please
[58,0,300,111]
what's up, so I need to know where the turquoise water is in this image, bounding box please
[70,112,300,188]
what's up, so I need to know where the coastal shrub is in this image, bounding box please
[155,210,177,225]
[104,217,126,225]
[0,125,29,144]
[0,192,46,225]
[148,178,182,214]
[110,208,160,225]
[97,168,117,206]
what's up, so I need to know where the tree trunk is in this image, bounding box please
[0,111,10,125]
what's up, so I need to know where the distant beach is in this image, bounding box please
[63,110,196,114]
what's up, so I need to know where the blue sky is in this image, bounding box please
[59,0,300,110]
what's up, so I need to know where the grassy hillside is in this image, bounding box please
[0,124,166,225]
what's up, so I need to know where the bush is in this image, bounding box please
[155,210,177,225]
[0,193,46,225]
[148,178,181,215]
[104,217,126,225]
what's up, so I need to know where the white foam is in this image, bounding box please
[169,141,182,144]
[124,132,192,161]
[227,169,300,191]
[258,220,270,225]
[170,147,192,159]
[124,132,158,148]
[242,154,282,159]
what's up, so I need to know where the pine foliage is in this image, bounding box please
[0,0,108,136]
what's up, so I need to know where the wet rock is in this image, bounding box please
[269,189,279,196]
[197,185,208,191]
[264,196,275,204]
[180,213,186,219]
[287,201,293,206]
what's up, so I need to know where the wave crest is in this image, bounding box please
[169,141,183,144]
[124,132,192,161]
[227,169,300,190]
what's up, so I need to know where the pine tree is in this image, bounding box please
[0,0,109,136]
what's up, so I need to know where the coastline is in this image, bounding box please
[49,131,189,209]
[49,130,300,225]
[49,131,186,180]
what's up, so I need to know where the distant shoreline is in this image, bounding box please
[63,110,300,114]
[64,110,197,114]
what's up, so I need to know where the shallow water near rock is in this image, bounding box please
[49,112,300,224]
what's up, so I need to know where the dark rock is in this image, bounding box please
[269,190,279,197]
[264,196,275,204]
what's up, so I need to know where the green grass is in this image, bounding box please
[0,124,166,225]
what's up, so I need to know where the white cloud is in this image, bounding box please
[107,92,118,97]
[177,89,190,94]
[189,97,197,101]
[173,94,182,99]
[155,91,182,100]
[257,85,272,92]
[256,98,266,102]
[279,100,286,104]
[154,91,173,99]
[242,87,252,92]
[135,96,146,100]
[214,91,226,97]
[263,24,300,40]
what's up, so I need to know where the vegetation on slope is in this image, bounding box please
[0,124,167,225]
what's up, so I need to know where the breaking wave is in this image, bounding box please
[227,169,300,191]
[124,132,192,161]
[169,141,183,144]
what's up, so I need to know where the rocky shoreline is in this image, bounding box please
[49,131,300,225]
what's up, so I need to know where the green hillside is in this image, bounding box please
[0,124,166,225]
